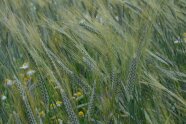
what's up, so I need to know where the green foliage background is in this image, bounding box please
[0,0,186,123]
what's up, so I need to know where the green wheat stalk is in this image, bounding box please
[14,76,37,124]
[87,80,96,120]
[59,84,79,124]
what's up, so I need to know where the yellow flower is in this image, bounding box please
[74,91,83,97]
[50,103,56,109]
[39,111,45,117]
[78,111,84,117]
[23,76,32,82]
[56,101,62,107]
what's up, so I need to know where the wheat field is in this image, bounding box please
[0,0,186,124]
